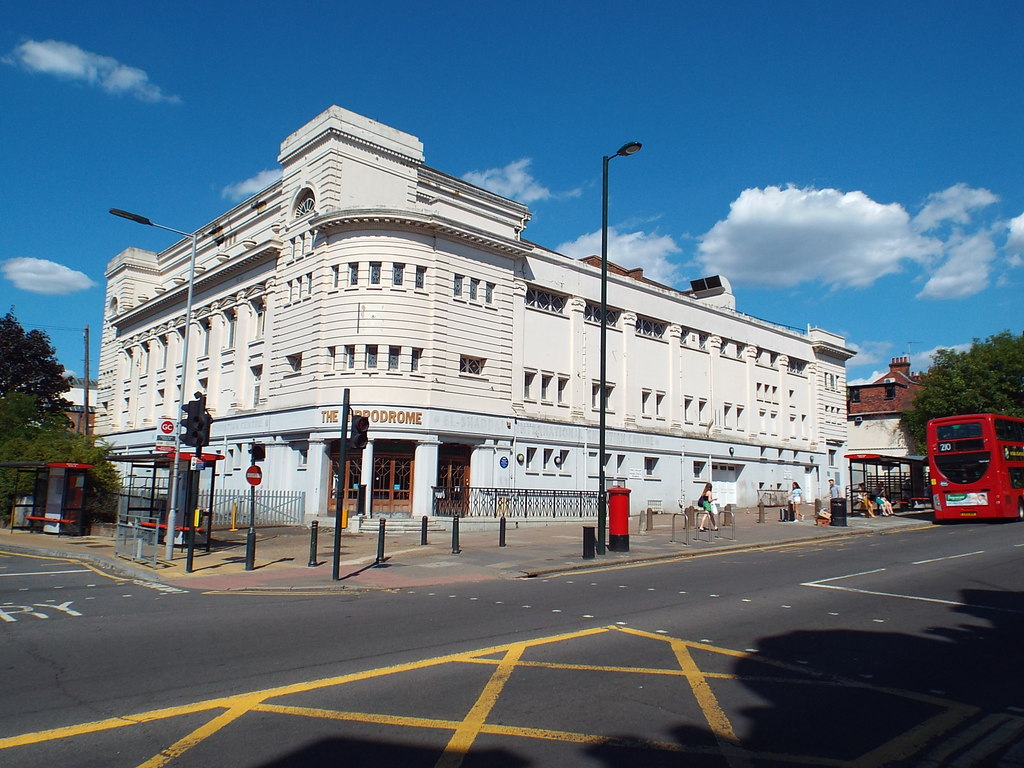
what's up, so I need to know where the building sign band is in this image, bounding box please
[322,408,423,425]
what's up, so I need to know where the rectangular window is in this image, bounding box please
[635,315,666,338]
[557,376,568,405]
[410,347,422,372]
[201,319,211,357]
[345,344,356,369]
[592,383,614,411]
[453,274,463,296]
[369,262,382,285]
[645,457,659,477]
[388,345,400,371]
[254,301,266,338]
[543,448,553,471]
[584,303,620,326]
[849,388,861,403]
[524,371,536,400]
[684,396,693,423]
[225,312,236,349]
[469,278,479,300]
[485,282,494,303]
[348,263,359,286]
[366,345,378,369]
[392,263,404,286]
[525,287,567,314]
[305,272,314,296]
[526,447,537,471]
[415,265,426,289]
[641,389,652,417]
[286,353,302,373]
[541,374,552,402]
[460,356,485,375]
[655,392,665,418]
[331,264,340,289]
[251,366,262,407]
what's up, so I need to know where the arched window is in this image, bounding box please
[294,189,315,218]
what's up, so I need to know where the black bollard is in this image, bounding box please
[498,516,507,547]
[582,526,596,559]
[374,517,386,566]
[452,515,461,554]
[307,520,319,567]
[420,515,428,545]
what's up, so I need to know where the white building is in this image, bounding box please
[97,106,853,522]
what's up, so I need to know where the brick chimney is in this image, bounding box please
[889,356,911,377]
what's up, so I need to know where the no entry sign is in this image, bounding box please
[245,465,263,486]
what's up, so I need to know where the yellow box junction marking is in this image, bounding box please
[0,625,980,767]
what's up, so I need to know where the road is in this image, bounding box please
[2,523,1023,767]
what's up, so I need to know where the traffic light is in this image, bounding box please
[250,443,266,463]
[347,414,369,450]
[181,395,211,448]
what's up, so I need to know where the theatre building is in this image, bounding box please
[96,106,853,523]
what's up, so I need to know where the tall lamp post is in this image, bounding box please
[110,208,199,561]
[598,141,642,555]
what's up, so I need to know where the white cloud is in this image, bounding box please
[1008,212,1024,254]
[2,257,96,295]
[696,185,939,290]
[557,228,683,286]
[221,169,283,201]
[462,158,557,204]
[915,343,971,371]
[916,230,996,299]
[846,339,891,369]
[4,39,179,103]
[913,183,998,232]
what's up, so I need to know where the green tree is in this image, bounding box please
[902,331,1024,450]
[0,311,71,415]
[0,393,120,526]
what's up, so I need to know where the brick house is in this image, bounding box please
[847,357,922,456]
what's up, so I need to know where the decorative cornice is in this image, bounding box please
[310,208,532,257]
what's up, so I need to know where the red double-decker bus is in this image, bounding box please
[928,413,1024,522]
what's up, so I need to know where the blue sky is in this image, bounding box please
[2,1,1023,385]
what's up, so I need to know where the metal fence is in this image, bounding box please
[201,489,306,527]
[432,487,599,519]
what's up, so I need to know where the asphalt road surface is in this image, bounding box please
[2,522,1023,767]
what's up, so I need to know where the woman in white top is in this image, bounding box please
[790,482,803,521]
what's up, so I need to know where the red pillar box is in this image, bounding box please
[607,486,631,552]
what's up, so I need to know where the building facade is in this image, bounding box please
[847,356,923,456]
[97,106,854,522]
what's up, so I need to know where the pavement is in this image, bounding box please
[0,507,932,592]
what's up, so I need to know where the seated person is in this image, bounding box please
[874,492,895,516]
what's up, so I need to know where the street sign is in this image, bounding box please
[155,419,177,450]
[245,465,263,486]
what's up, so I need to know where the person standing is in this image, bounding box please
[698,482,720,531]
[828,478,840,499]
[790,481,804,521]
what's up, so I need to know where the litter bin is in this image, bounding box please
[830,496,848,527]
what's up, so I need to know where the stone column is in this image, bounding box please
[414,440,440,517]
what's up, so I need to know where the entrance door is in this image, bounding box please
[371,453,413,517]
[437,444,471,516]
[711,463,739,506]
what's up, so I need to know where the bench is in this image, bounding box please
[23,515,80,534]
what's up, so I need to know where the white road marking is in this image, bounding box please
[0,569,91,577]
[912,550,985,565]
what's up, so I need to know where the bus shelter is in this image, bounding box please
[846,453,930,510]
[109,450,222,566]
[2,461,93,535]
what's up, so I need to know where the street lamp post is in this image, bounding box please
[598,142,642,555]
[110,208,199,561]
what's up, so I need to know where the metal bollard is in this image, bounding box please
[374,517,386,566]
[582,526,596,559]
[308,520,319,567]
[757,501,765,524]
[420,515,428,545]
[498,516,507,547]
[451,515,461,554]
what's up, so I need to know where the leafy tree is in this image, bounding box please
[0,393,120,526]
[902,331,1024,450]
[0,311,72,415]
